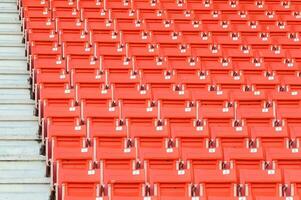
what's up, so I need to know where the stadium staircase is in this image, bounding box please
[0,0,50,199]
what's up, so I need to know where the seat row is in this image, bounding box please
[52,157,301,200]
[28,42,301,58]
[30,55,301,73]
[20,0,301,9]
[24,17,301,33]
[20,0,301,22]
[33,69,301,85]
[47,136,301,160]
[45,115,301,136]
[25,18,301,45]
[38,97,301,121]
[58,182,301,200]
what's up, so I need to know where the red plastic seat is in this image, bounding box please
[88,117,127,138]
[52,7,80,19]
[71,68,104,87]
[152,183,192,200]
[251,126,288,148]
[27,29,58,43]
[55,159,99,188]
[61,183,98,200]
[21,0,49,7]
[114,83,151,99]
[56,18,85,32]
[102,159,145,183]
[160,99,196,118]
[45,117,86,139]
[277,100,301,119]
[50,135,92,161]
[33,70,67,103]
[122,99,157,118]
[237,100,274,119]
[31,54,65,72]
[239,169,282,198]
[194,162,237,184]
[265,147,301,169]
[63,42,94,57]
[129,118,169,138]
[75,83,112,102]
[94,137,136,160]
[170,118,209,138]
[147,159,191,183]
[180,138,222,160]
[199,100,234,119]
[108,182,145,200]
[210,124,248,147]
[142,69,177,84]
[23,7,50,18]
[224,146,264,170]
[137,137,179,160]
[152,84,191,100]
[30,41,61,56]
[42,98,79,122]
[81,99,120,120]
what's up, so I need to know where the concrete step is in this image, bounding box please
[0,55,26,60]
[0,140,41,156]
[0,0,15,2]
[0,59,27,71]
[0,160,46,178]
[0,99,34,104]
[0,56,27,72]
[0,179,51,200]
[0,10,19,20]
[0,115,38,121]
[0,192,50,200]
[0,21,21,32]
[0,183,50,200]
[0,44,25,57]
[0,88,30,99]
[0,74,28,85]
[0,115,38,137]
[0,3,50,200]
[0,135,40,140]
[0,84,30,89]
[0,120,38,137]
[0,2,16,9]
[0,178,50,184]
[0,32,23,43]
[0,104,34,116]
[0,70,29,75]
[0,0,16,2]
[0,155,45,161]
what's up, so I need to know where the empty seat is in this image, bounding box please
[170,118,209,138]
[224,146,265,170]
[102,159,145,183]
[88,117,127,138]
[137,137,179,160]
[81,99,120,120]
[93,137,136,160]
[239,169,282,198]
[61,183,98,200]
[180,138,222,160]
[129,118,170,138]
[49,135,92,161]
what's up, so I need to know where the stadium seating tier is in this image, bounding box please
[20,0,301,199]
